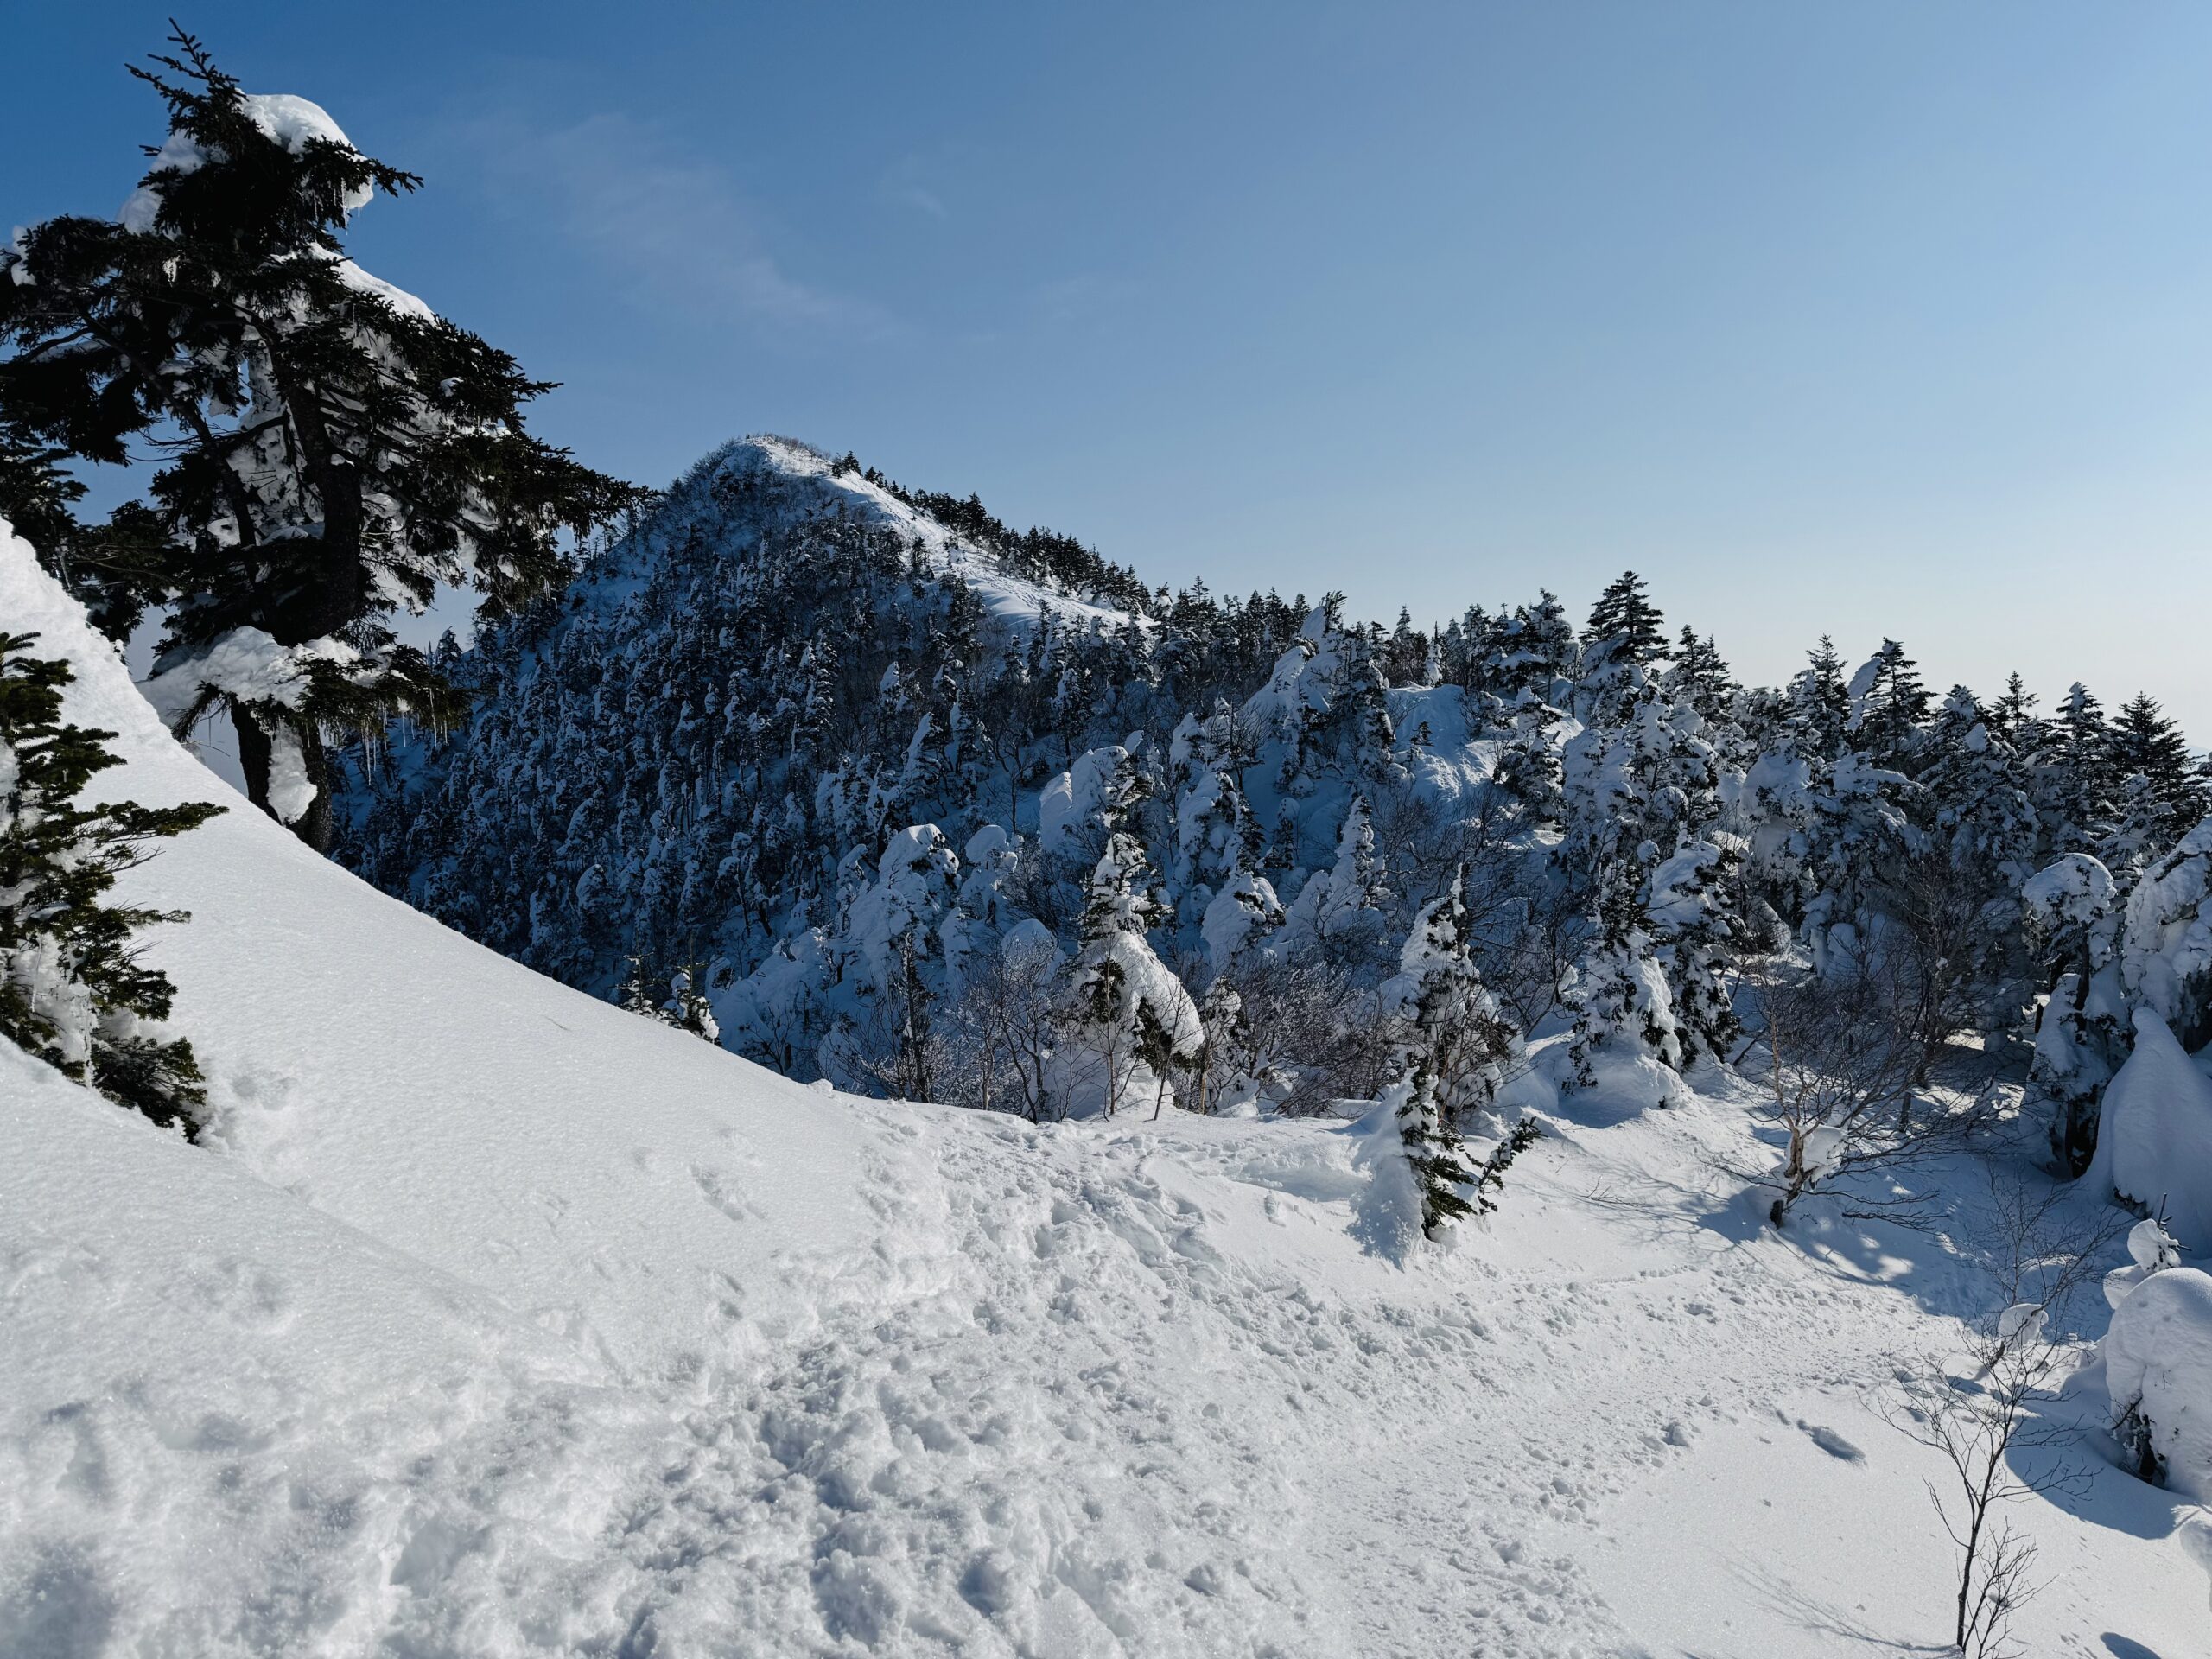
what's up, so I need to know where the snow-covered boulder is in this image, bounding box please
[2105,1267,2212,1500]
[2083,1011,2212,1252]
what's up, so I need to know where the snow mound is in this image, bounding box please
[2084,1011,2212,1252]
[2106,1268,2212,1502]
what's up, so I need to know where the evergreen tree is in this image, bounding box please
[617,957,723,1044]
[1279,794,1389,958]
[2106,693,2206,871]
[0,632,223,1127]
[1785,637,1851,760]
[1069,830,1196,1115]
[1566,861,1686,1096]
[0,29,638,849]
[2039,683,2114,856]
[1646,836,1749,1066]
[1584,570,1668,668]
[1852,639,1931,772]
[2019,853,2124,1175]
[1662,626,1738,728]
[1380,871,1526,1236]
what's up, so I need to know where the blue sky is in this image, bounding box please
[12,3,2212,734]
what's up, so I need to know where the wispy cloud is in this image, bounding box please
[879,149,969,223]
[467,110,900,343]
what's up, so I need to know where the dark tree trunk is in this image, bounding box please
[233,708,337,854]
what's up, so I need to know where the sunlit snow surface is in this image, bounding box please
[1,526,2200,1656]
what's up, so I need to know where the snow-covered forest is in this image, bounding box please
[340,435,2212,1211]
[7,27,2212,1659]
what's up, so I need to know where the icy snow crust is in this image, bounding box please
[1,524,2201,1655]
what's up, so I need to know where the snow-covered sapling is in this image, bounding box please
[1888,1291,2089,1655]
[1739,957,1938,1226]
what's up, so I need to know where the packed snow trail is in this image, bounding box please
[2,527,2201,1655]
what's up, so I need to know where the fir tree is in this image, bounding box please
[2107,693,2206,870]
[1662,626,1738,728]
[1381,871,1528,1236]
[0,632,223,1127]
[1565,861,1687,1096]
[2041,683,2114,856]
[0,29,639,849]
[1852,639,1932,772]
[1585,570,1668,668]
[1785,637,1851,760]
[1646,836,1749,1067]
[1069,830,1194,1115]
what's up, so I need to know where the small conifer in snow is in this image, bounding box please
[617,956,721,1044]
[1382,869,1529,1235]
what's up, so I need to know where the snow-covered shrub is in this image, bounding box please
[0,629,221,1128]
[1742,957,1934,1224]
[2083,1011,2212,1252]
[2103,1266,2212,1498]
[939,919,1065,1119]
[2105,1217,2182,1309]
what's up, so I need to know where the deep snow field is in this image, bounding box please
[2,532,2203,1656]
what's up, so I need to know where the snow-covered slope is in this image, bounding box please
[3,529,2202,1656]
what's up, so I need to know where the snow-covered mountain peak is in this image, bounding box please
[597,434,1141,633]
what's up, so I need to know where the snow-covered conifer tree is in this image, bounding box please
[0,632,222,1126]
[2119,814,2212,1052]
[1279,795,1389,958]
[1565,861,1687,1104]
[1379,871,1529,1235]
[1646,835,1750,1067]
[1584,570,1668,669]
[0,29,637,847]
[2106,694,2208,875]
[1069,831,1198,1115]
[2021,852,2126,1174]
[1847,639,1931,773]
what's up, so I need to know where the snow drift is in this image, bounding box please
[2106,1267,2212,1502]
[2085,1009,2212,1252]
